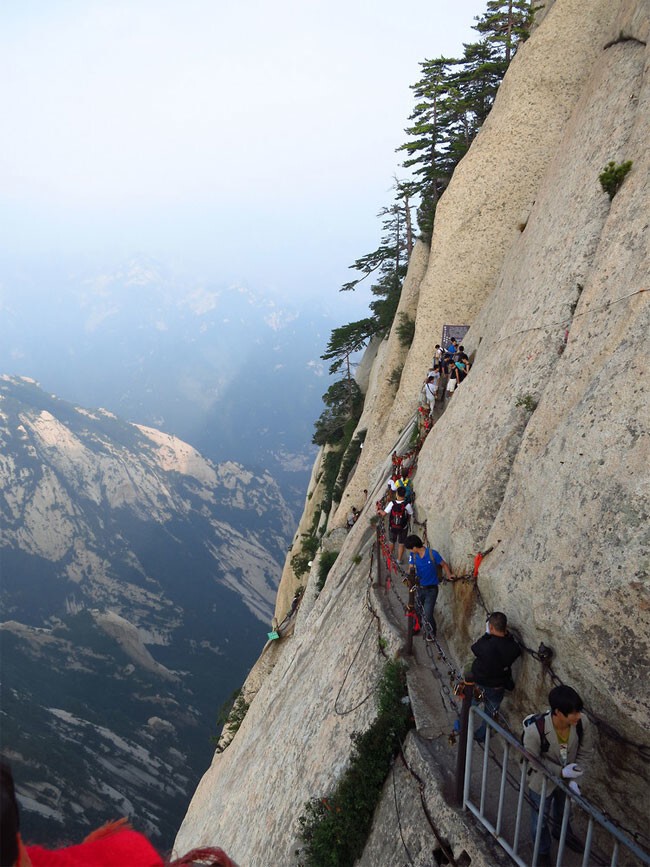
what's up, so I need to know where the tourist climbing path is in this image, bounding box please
[371,420,650,864]
[267,362,649,863]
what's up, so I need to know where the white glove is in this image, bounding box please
[568,780,581,796]
[561,762,583,780]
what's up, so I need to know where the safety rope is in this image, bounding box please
[487,286,647,347]
[391,761,415,866]
[333,616,377,716]
[398,744,461,867]
[333,542,389,716]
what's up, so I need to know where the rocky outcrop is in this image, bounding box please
[175,2,650,863]
[410,0,650,829]
[332,238,429,528]
[273,445,328,621]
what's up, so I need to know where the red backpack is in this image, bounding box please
[389,500,409,530]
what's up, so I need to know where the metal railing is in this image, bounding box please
[462,706,650,867]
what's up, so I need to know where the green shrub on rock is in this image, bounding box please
[297,660,412,866]
[599,160,632,200]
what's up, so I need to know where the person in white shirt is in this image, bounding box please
[377,487,413,563]
[423,371,439,415]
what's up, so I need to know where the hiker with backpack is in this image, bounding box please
[346,507,359,530]
[468,611,521,744]
[523,685,594,865]
[377,486,413,564]
[404,534,454,640]
[443,337,458,368]
[385,476,413,506]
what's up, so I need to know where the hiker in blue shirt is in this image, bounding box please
[404,534,454,640]
[445,338,458,361]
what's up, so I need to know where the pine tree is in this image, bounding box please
[334,183,414,344]
[450,39,503,130]
[314,184,414,446]
[321,319,378,375]
[341,187,413,295]
[473,0,533,64]
[312,378,363,446]
[398,1,535,238]
[313,0,538,448]
[397,57,457,238]
[394,178,417,261]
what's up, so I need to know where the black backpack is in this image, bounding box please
[389,500,409,531]
[522,712,583,753]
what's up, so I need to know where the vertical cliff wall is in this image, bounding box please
[334,0,625,513]
[412,0,650,821]
[175,1,649,863]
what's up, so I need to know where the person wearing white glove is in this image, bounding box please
[522,685,594,866]
[561,762,583,779]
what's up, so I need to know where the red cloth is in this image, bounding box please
[25,829,163,867]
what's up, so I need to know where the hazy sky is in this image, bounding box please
[2,0,487,302]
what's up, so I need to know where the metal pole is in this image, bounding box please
[463,705,476,809]
[405,567,417,655]
[375,525,382,590]
[454,681,474,805]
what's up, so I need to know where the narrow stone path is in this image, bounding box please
[374,544,597,867]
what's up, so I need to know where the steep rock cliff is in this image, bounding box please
[175,1,649,863]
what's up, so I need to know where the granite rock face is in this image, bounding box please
[413,0,650,822]
[344,0,625,501]
[175,1,650,862]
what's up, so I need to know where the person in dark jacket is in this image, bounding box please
[469,611,521,743]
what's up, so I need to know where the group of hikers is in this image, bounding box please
[377,447,592,865]
[420,337,472,416]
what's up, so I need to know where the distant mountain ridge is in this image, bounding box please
[0,374,291,847]
[0,255,337,486]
